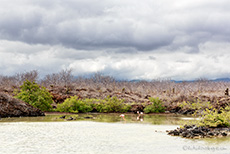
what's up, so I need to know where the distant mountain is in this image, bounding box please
[74,75,230,83]
[212,78,230,82]
[172,78,230,83]
[128,78,230,83]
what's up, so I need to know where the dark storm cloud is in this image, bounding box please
[2,0,230,52]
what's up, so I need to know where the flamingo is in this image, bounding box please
[137,111,144,121]
[120,114,126,121]
[137,111,140,120]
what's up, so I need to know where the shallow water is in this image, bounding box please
[0,114,229,154]
[0,113,192,125]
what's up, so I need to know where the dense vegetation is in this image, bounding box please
[56,96,131,113]
[144,97,165,113]
[198,106,230,127]
[181,102,230,128]
[15,80,53,111]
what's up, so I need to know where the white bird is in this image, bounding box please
[137,111,144,121]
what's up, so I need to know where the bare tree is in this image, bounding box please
[41,69,74,87]
[15,70,39,86]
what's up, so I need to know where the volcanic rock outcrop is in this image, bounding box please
[167,125,230,139]
[0,92,44,118]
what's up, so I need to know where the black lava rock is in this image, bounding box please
[67,117,74,121]
[60,115,66,119]
[167,125,229,139]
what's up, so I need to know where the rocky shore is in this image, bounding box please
[167,125,230,139]
[0,92,44,118]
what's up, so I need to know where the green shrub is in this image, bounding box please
[105,96,129,112]
[15,80,53,111]
[56,96,93,113]
[95,96,131,113]
[56,96,131,113]
[198,107,230,127]
[144,97,165,113]
[94,103,104,112]
[179,100,212,110]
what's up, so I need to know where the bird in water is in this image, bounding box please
[120,114,126,121]
[137,111,144,121]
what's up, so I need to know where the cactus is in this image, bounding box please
[225,88,229,96]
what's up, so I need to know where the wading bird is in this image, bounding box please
[137,111,144,121]
[120,114,126,121]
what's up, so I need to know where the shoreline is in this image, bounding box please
[44,111,176,116]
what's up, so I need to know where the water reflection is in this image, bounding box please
[0,113,195,126]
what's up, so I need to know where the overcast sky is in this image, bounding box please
[1,0,230,80]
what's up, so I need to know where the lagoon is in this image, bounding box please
[0,114,229,154]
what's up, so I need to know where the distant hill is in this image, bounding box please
[212,78,230,82]
[131,78,230,83]
[173,78,230,83]
[74,75,230,83]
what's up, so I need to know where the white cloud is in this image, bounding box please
[1,40,230,80]
[1,1,230,80]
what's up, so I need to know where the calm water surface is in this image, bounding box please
[0,114,229,154]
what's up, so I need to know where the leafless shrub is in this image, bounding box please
[0,75,17,88]
[15,70,39,86]
[41,69,74,87]
[1,70,230,101]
